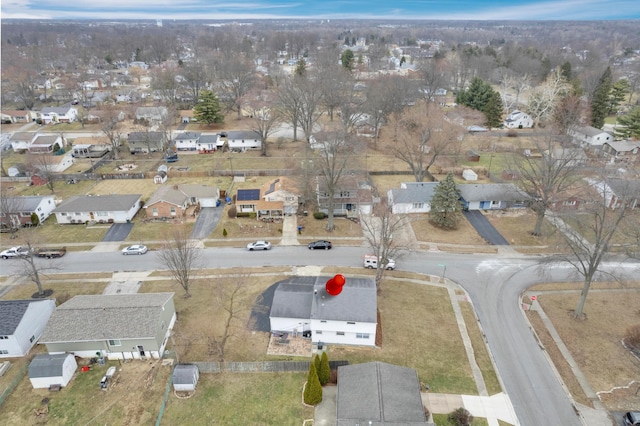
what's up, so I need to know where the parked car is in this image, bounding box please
[35,247,67,258]
[1,246,30,259]
[122,244,148,255]
[623,412,640,426]
[363,254,396,270]
[308,240,332,250]
[246,241,271,251]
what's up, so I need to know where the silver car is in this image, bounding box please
[246,241,272,251]
[122,244,148,255]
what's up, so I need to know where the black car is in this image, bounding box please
[308,240,332,250]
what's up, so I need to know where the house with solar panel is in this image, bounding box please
[0,299,56,358]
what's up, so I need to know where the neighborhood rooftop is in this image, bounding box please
[0,300,46,335]
[53,194,142,212]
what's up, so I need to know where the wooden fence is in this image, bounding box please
[192,360,348,373]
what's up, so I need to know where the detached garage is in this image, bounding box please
[28,353,77,389]
[172,364,199,392]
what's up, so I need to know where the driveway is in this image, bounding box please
[463,210,509,245]
[102,223,134,241]
[190,207,223,239]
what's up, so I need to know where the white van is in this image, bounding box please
[363,255,396,270]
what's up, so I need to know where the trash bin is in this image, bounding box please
[303,211,308,217]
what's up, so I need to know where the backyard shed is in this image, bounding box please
[172,364,199,392]
[28,353,77,389]
[462,169,478,181]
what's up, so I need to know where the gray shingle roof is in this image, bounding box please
[28,353,73,378]
[572,125,609,137]
[128,131,165,142]
[390,183,438,204]
[39,293,174,343]
[337,362,427,425]
[41,106,74,115]
[10,132,35,141]
[53,194,141,213]
[2,196,53,213]
[173,364,199,384]
[31,135,59,145]
[145,184,218,207]
[174,132,201,140]
[0,299,53,335]
[226,130,260,140]
[270,276,377,323]
[458,183,530,203]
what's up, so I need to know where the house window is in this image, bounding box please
[0,350,8,354]
[30,335,36,343]
[563,200,577,206]
[316,331,322,335]
[170,207,177,216]
[20,212,31,217]
[339,191,350,197]
[347,321,356,325]
[152,208,158,216]
[356,333,370,339]
[108,339,121,347]
[320,320,327,323]
[336,332,345,336]
[412,202,424,209]
[74,212,81,216]
[60,212,67,216]
[97,212,108,217]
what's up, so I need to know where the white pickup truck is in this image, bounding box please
[363,255,396,270]
[1,246,30,259]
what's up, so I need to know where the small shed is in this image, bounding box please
[172,364,199,392]
[154,171,168,184]
[502,170,521,181]
[466,150,480,162]
[462,169,478,181]
[28,353,77,389]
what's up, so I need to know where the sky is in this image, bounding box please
[2,0,640,21]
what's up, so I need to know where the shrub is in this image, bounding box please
[448,407,473,426]
[222,228,228,237]
[313,354,321,373]
[318,352,330,385]
[303,363,323,405]
[625,324,640,348]
[227,206,237,218]
[313,212,326,220]
[30,213,40,226]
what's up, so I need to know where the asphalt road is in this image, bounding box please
[2,247,638,426]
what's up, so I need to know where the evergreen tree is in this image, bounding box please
[608,79,629,115]
[194,90,224,126]
[294,58,306,77]
[318,352,331,385]
[429,172,462,230]
[560,61,572,81]
[456,77,494,112]
[590,66,612,129]
[313,354,321,374]
[483,91,504,129]
[303,363,323,405]
[341,49,354,71]
[615,106,640,140]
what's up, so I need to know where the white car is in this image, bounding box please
[1,246,30,259]
[246,241,272,251]
[122,244,148,255]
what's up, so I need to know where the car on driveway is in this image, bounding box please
[122,244,148,255]
[308,240,332,250]
[1,246,30,259]
[246,241,272,251]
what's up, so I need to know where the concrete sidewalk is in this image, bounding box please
[280,214,300,246]
[422,392,518,425]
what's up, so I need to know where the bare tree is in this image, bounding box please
[548,176,638,318]
[101,105,124,160]
[276,76,304,141]
[527,68,570,127]
[11,229,57,297]
[389,102,463,182]
[157,226,203,298]
[360,201,407,291]
[510,134,583,236]
[313,131,362,231]
[150,65,180,105]
[215,57,256,119]
[26,153,58,193]
[296,73,325,142]
[0,192,25,235]
[365,76,415,146]
[248,90,282,157]
[181,60,209,103]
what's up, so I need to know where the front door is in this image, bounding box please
[137,346,145,357]
[90,212,95,220]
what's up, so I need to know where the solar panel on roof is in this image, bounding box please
[237,189,260,201]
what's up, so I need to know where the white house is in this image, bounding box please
[196,134,223,153]
[0,195,56,231]
[53,194,142,224]
[28,135,65,154]
[260,177,300,217]
[387,182,438,214]
[270,275,377,348]
[28,353,77,389]
[39,293,176,360]
[0,299,56,358]
[9,132,36,152]
[227,130,262,152]
[568,125,613,151]
[135,106,167,124]
[40,106,78,124]
[458,183,530,211]
[503,110,533,129]
[174,132,201,151]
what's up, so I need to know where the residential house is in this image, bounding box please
[53,194,142,224]
[387,182,438,214]
[39,293,176,360]
[543,147,588,167]
[28,353,77,389]
[257,177,300,219]
[0,299,56,358]
[135,106,167,124]
[602,140,640,164]
[269,276,377,347]
[144,184,219,219]
[9,132,36,152]
[179,110,196,124]
[196,134,223,153]
[458,183,530,211]
[568,125,613,151]
[28,135,64,154]
[316,175,374,217]
[32,152,75,173]
[337,362,429,425]
[174,132,201,151]
[71,136,113,158]
[587,178,640,210]
[40,106,78,124]
[235,189,261,214]
[1,110,34,123]
[227,130,262,152]
[0,195,56,230]
[127,131,166,154]
[503,110,533,129]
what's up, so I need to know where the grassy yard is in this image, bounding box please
[411,215,487,246]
